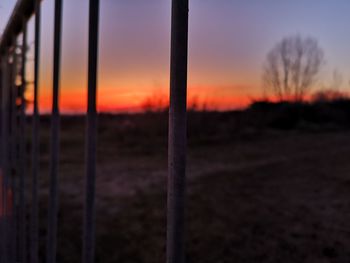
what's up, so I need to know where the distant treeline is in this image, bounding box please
[246,98,350,131]
[27,96,350,152]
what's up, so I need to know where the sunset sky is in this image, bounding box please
[1,0,350,112]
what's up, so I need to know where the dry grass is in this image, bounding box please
[23,113,350,262]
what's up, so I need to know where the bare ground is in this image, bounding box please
[29,117,350,262]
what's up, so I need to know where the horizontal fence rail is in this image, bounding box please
[0,0,38,53]
[0,0,189,262]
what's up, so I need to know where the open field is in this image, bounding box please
[27,113,350,262]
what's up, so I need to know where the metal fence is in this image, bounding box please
[0,0,188,262]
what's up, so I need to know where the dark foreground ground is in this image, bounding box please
[28,112,350,262]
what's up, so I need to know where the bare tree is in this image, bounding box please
[263,35,324,102]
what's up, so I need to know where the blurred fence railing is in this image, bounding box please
[0,0,188,262]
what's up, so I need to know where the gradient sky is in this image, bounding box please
[1,0,350,112]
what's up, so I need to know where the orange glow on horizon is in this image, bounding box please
[27,86,254,113]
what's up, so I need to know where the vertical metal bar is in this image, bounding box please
[0,56,3,263]
[7,46,14,263]
[31,1,41,263]
[10,39,18,263]
[0,57,4,263]
[0,61,2,166]
[166,1,189,263]
[1,51,10,263]
[19,19,28,263]
[47,0,62,262]
[83,1,99,262]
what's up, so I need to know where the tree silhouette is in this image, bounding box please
[263,35,324,102]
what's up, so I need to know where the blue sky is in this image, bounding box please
[1,0,350,111]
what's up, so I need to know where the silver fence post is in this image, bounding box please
[167,1,189,263]
[1,51,10,263]
[0,55,5,263]
[19,19,28,263]
[83,0,99,263]
[31,1,41,262]
[47,0,62,262]
[0,54,2,263]
[10,38,18,263]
